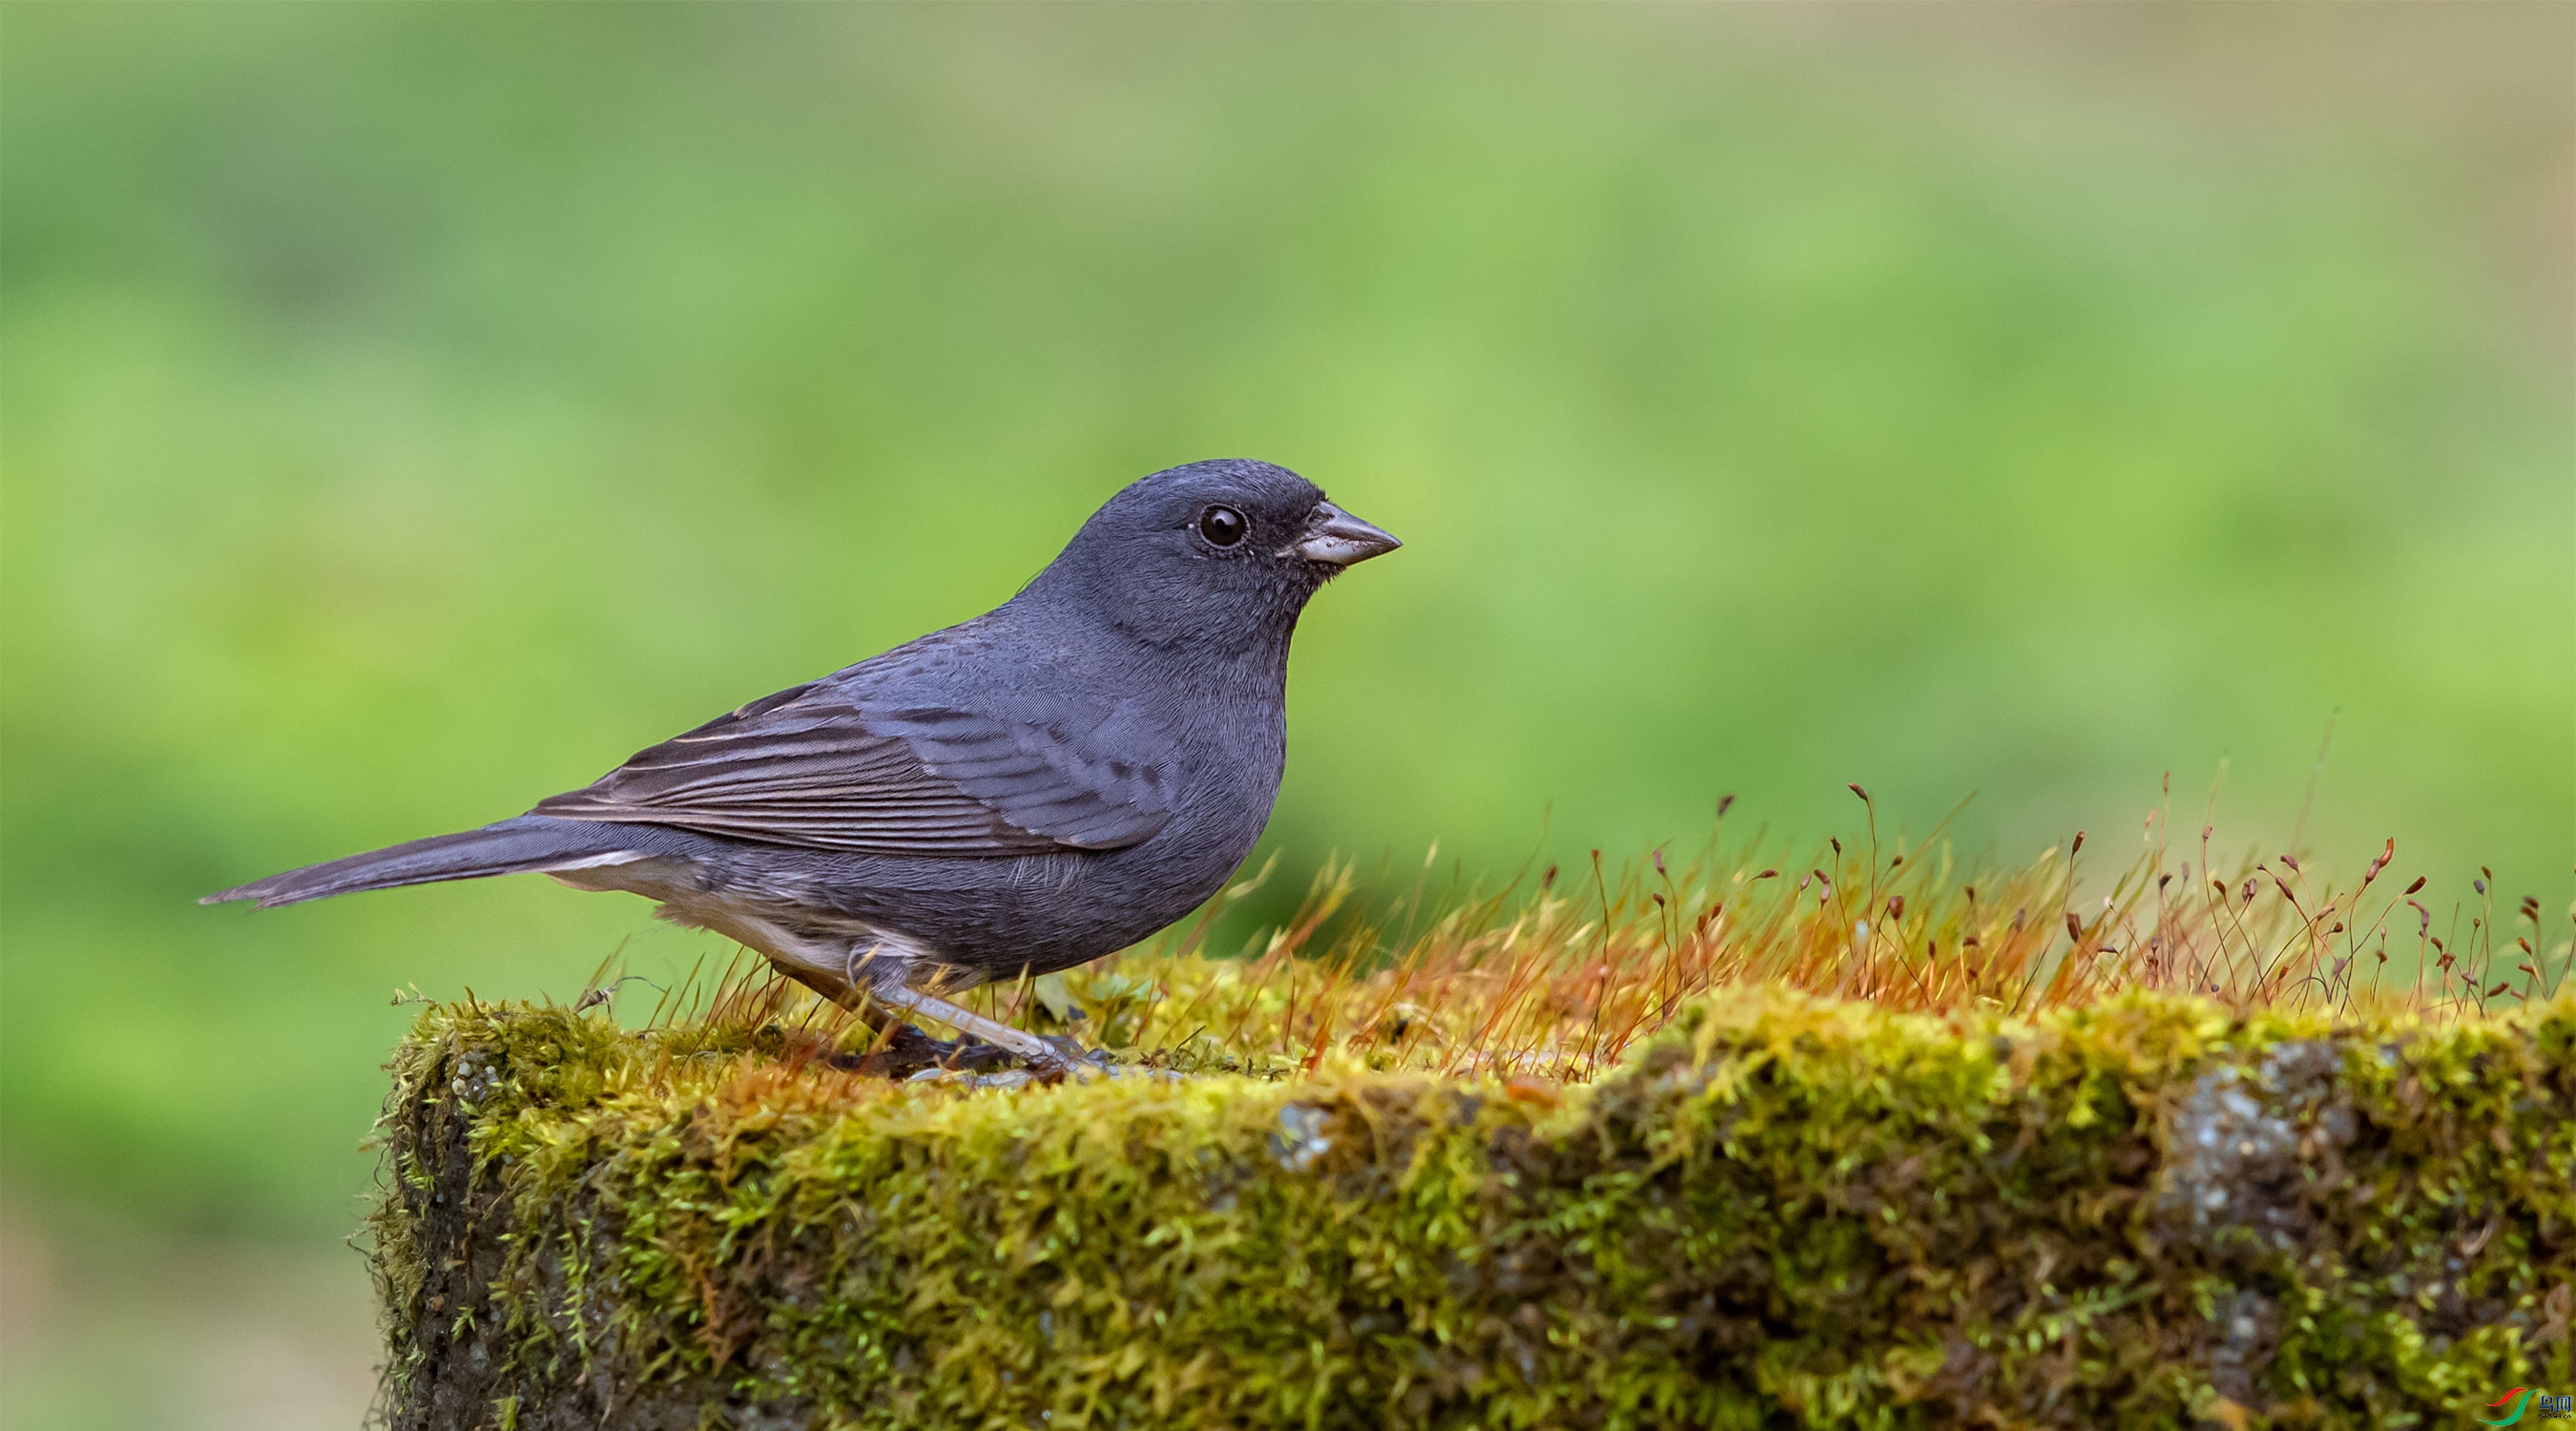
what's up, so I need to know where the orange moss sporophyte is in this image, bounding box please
[909,800,2564,1081]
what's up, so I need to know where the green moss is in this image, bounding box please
[368,987,2573,1429]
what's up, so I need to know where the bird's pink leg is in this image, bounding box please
[871,987,1067,1068]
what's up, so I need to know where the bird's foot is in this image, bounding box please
[1019,1034,1111,1084]
[834,1019,1097,1086]
[833,1023,1020,1079]
[863,986,1109,1081]
[865,1032,1107,1089]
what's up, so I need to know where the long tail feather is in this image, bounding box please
[201,817,634,910]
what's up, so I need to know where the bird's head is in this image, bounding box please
[1024,459,1400,653]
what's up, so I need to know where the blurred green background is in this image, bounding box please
[2,4,2568,1423]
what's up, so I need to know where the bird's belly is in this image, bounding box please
[883,850,1241,983]
[828,806,1263,981]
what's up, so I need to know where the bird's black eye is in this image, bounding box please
[1197,505,1248,548]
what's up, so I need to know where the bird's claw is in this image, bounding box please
[832,1023,1110,1084]
[1021,1034,1108,1083]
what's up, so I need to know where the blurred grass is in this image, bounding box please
[1,0,2569,1262]
[0,1196,376,1431]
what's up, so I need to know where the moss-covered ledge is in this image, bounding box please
[369,989,2573,1430]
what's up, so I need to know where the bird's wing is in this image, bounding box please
[529,682,1173,856]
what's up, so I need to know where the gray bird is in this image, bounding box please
[205,460,1399,1067]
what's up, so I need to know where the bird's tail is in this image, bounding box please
[200,816,635,910]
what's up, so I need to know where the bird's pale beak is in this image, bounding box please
[1292,502,1402,567]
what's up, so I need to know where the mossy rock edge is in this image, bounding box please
[369,989,2574,1429]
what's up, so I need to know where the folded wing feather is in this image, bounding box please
[530,684,1171,856]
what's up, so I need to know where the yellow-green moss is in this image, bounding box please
[368,988,2574,1430]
